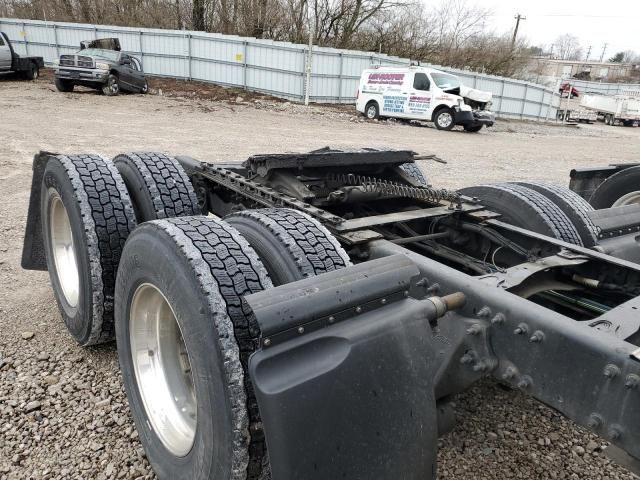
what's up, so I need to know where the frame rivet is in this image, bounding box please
[381,298,387,305]
[529,331,544,343]
[625,374,640,389]
[473,362,488,372]
[609,426,622,441]
[587,413,603,429]
[297,327,305,334]
[460,354,474,365]
[328,316,335,324]
[517,376,532,389]
[466,324,482,336]
[263,338,271,347]
[603,364,621,379]
[355,306,362,313]
[514,323,528,335]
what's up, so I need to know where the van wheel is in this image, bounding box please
[434,108,455,131]
[365,101,380,120]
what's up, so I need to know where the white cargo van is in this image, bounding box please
[355,65,495,132]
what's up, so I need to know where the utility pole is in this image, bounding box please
[304,1,314,106]
[599,43,608,63]
[512,14,526,47]
[585,45,592,61]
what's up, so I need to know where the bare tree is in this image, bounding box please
[554,34,583,61]
[0,0,533,76]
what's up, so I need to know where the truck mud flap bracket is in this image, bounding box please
[245,255,464,480]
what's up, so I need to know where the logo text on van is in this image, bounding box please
[367,73,405,85]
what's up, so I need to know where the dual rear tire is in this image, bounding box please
[40,151,350,480]
[460,182,598,247]
[114,210,350,479]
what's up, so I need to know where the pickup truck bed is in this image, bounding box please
[0,31,44,79]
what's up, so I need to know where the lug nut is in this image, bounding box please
[491,313,506,325]
[477,306,492,318]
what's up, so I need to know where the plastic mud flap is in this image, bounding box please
[245,255,460,480]
[21,151,56,271]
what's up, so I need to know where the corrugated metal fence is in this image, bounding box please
[568,79,640,96]
[1,17,561,120]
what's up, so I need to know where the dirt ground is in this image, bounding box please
[1,72,640,480]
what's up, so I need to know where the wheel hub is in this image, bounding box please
[439,112,452,127]
[129,283,197,457]
[48,191,79,307]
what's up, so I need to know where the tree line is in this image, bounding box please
[0,0,534,76]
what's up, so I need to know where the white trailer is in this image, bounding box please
[581,94,640,126]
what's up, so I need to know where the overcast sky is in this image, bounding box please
[479,0,639,60]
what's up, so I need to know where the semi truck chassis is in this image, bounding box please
[21,148,640,479]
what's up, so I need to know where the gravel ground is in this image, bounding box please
[1,73,640,480]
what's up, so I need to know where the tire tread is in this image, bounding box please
[53,154,136,344]
[147,217,272,480]
[226,208,351,279]
[114,152,200,220]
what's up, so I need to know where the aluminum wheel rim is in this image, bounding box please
[367,106,376,118]
[613,191,640,207]
[130,283,197,457]
[49,191,79,307]
[438,112,452,128]
[108,77,119,94]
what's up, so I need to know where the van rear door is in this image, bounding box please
[404,72,433,120]
[368,71,408,118]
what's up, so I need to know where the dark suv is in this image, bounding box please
[54,38,148,96]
